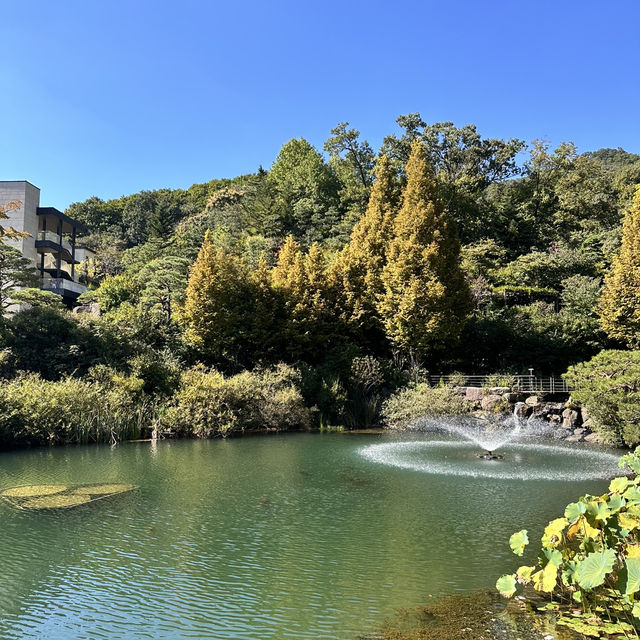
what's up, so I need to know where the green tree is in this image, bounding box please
[379,141,471,359]
[332,154,398,344]
[182,231,254,364]
[599,187,640,347]
[0,244,39,310]
[266,138,342,245]
[138,255,190,326]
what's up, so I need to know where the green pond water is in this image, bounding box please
[0,432,623,639]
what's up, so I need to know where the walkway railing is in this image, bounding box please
[428,374,571,393]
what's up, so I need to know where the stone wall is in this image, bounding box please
[453,386,603,444]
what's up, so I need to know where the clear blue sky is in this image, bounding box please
[2,0,639,210]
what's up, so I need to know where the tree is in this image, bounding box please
[381,116,524,242]
[0,243,39,310]
[138,255,190,326]
[272,236,336,360]
[599,187,640,347]
[331,154,398,345]
[182,231,254,365]
[266,138,342,245]
[0,200,27,241]
[324,122,375,222]
[379,141,471,359]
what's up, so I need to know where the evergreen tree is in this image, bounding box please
[599,187,640,348]
[138,255,190,326]
[272,237,336,359]
[332,154,398,345]
[379,140,471,359]
[0,244,39,310]
[183,230,253,364]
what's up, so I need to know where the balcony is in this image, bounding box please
[37,230,73,254]
[41,277,87,297]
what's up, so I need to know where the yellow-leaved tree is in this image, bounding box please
[182,230,253,363]
[331,154,398,345]
[599,186,640,348]
[378,140,471,359]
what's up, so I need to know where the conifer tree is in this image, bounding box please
[272,237,335,359]
[599,187,640,348]
[379,140,471,359]
[183,230,253,363]
[331,154,398,344]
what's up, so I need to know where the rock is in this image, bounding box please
[549,414,562,424]
[573,427,587,436]
[504,392,521,404]
[514,402,531,418]
[553,428,572,440]
[465,387,484,403]
[584,432,605,444]
[72,302,100,316]
[562,408,580,429]
[489,387,511,395]
[481,394,504,412]
[525,395,540,406]
[565,434,584,442]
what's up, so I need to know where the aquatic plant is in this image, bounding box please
[1,483,135,510]
[497,446,640,638]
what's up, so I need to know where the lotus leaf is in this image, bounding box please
[585,499,611,522]
[22,494,91,509]
[495,574,517,598]
[624,486,640,502]
[564,501,586,523]
[607,492,625,512]
[508,529,528,556]
[73,484,134,495]
[618,511,639,531]
[516,565,534,583]
[541,517,568,548]
[1,485,67,498]
[575,549,616,590]
[619,557,640,595]
[610,477,630,493]
[532,562,558,593]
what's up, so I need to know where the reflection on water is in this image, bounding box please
[0,433,618,639]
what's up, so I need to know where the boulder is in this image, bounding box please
[489,387,511,395]
[525,395,541,406]
[562,408,581,429]
[573,427,587,436]
[465,387,484,403]
[584,432,605,445]
[514,402,531,418]
[72,302,101,316]
[481,394,504,412]
[565,434,584,442]
[549,414,562,424]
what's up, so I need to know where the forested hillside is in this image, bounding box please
[1,114,639,443]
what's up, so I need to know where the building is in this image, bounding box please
[0,180,94,306]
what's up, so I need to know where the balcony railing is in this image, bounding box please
[428,374,572,393]
[37,231,73,254]
[41,277,87,296]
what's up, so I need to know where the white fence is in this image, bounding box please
[428,375,571,393]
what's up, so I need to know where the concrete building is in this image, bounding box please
[0,180,94,305]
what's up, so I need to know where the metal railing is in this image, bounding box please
[37,231,73,254]
[41,277,87,296]
[428,374,571,393]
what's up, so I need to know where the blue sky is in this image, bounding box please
[2,0,639,210]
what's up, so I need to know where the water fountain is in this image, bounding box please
[358,408,622,481]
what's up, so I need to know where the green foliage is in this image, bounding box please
[0,243,39,309]
[498,447,640,638]
[600,187,640,347]
[564,350,640,446]
[381,383,470,428]
[0,370,152,446]
[379,140,471,358]
[161,364,311,437]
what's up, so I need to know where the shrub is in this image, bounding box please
[0,370,151,446]
[497,448,640,638]
[564,350,640,446]
[160,364,311,437]
[381,383,470,429]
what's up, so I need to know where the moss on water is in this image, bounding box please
[359,591,584,640]
[0,485,67,498]
[1,483,135,510]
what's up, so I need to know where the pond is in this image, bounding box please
[0,432,623,639]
